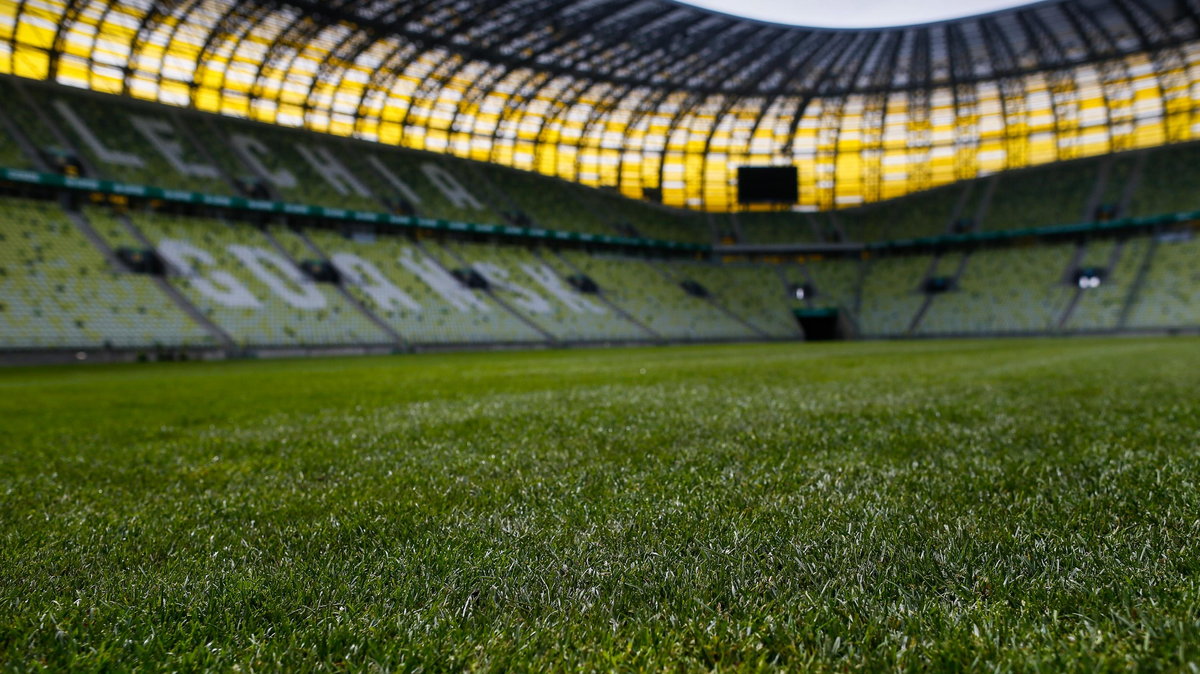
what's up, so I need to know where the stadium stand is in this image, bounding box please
[123,210,391,348]
[186,118,382,211]
[856,255,932,336]
[981,159,1099,232]
[2,83,76,173]
[1127,144,1200,218]
[791,257,862,318]
[481,167,614,235]
[2,76,1200,356]
[1096,154,1139,217]
[82,205,145,249]
[557,251,754,341]
[917,243,1077,335]
[411,238,567,342]
[30,87,232,195]
[0,199,213,349]
[1125,233,1200,329]
[1064,237,1150,331]
[7,81,719,245]
[433,239,650,342]
[577,189,713,245]
[339,150,505,225]
[652,209,712,245]
[665,261,800,338]
[838,185,959,242]
[736,211,819,245]
[299,227,546,345]
[0,83,35,170]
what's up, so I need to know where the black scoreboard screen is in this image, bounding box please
[736,165,799,204]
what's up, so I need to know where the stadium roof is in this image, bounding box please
[2,0,1199,210]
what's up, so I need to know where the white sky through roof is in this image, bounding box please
[680,0,1035,28]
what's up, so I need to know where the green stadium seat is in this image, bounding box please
[0,199,213,349]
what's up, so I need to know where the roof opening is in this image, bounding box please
[678,0,1037,28]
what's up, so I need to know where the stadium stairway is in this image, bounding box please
[1081,156,1113,223]
[1063,238,1147,332]
[4,78,95,176]
[0,91,48,172]
[1123,233,1200,329]
[906,255,945,334]
[777,265,811,310]
[453,163,536,230]
[788,256,864,329]
[36,87,233,195]
[0,199,217,350]
[437,240,652,343]
[916,243,1077,336]
[170,108,240,194]
[1053,241,1096,330]
[539,249,662,341]
[969,175,999,233]
[417,239,561,344]
[263,226,406,348]
[1116,153,1149,218]
[84,207,238,349]
[66,205,129,272]
[662,260,799,339]
[945,182,976,235]
[727,213,746,244]
[555,250,752,341]
[1116,236,1160,330]
[856,255,930,337]
[656,260,770,339]
[804,214,828,243]
[908,250,971,334]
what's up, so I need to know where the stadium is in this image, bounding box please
[1,0,1199,669]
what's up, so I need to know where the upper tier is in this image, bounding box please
[2,0,1198,210]
[6,76,1200,246]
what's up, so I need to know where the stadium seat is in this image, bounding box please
[736,211,820,245]
[185,120,382,211]
[981,159,1099,232]
[0,199,214,349]
[574,189,713,244]
[338,149,506,225]
[127,211,392,347]
[557,250,754,341]
[0,81,34,169]
[838,184,961,242]
[855,255,932,336]
[299,227,546,345]
[1,82,68,169]
[1125,234,1200,328]
[1127,144,1200,218]
[433,239,651,342]
[917,244,1076,335]
[663,261,800,338]
[1065,238,1149,331]
[29,87,231,194]
[791,257,862,317]
[483,166,620,235]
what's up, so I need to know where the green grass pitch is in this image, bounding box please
[2,338,1199,671]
